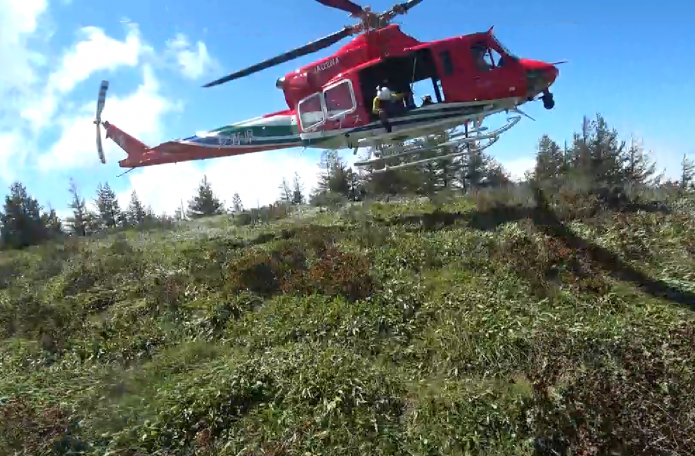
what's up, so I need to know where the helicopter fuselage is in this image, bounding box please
[102,24,560,169]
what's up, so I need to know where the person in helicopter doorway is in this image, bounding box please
[372,80,409,133]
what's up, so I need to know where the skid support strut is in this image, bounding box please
[354,115,520,174]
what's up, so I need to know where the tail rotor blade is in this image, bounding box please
[97,80,108,119]
[95,80,109,164]
[96,123,105,164]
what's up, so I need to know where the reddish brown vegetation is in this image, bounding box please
[0,397,75,455]
[227,227,374,301]
[526,324,695,456]
[497,226,609,297]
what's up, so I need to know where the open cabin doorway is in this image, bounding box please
[357,48,442,122]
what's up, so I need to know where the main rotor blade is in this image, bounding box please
[315,0,364,16]
[382,0,425,24]
[397,0,425,12]
[203,27,353,88]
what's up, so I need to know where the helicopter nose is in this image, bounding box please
[521,59,559,86]
[544,64,559,84]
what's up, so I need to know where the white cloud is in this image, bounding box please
[0,0,48,176]
[52,25,146,92]
[500,156,535,181]
[0,132,24,183]
[118,150,322,215]
[0,0,47,97]
[165,33,217,80]
[37,64,175,171]
[641,141,692,182]
[0,4,225,181]
[21,24,150,128]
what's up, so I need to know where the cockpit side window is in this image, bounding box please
[471,41,505,70]
[471,42,492,71]
[488,47,503,67]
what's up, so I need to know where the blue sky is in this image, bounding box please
[1,0,693,217]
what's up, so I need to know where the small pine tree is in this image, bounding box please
[173,200,186,222]
[0,182,49,249]
[680,154,694,191]
[94,182,122,229]
[291,172,305,205]
[484,158,512,187]
[463,146,487,190]
[127,190,147,225]
[42,205,63,237]
[621,138,659,186]
[314,150,351,199]
[278,177,293,204]
[144,205,158,223]
[533,134,566,187]
[346,168,362,200]
[65,179,90,236]
[186,175,224,218]
[231,193,244,212]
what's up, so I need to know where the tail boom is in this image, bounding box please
[103,115,302,168]
[117,141,296,168]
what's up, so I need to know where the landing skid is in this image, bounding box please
[354,115,521,173]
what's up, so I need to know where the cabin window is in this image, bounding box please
[323,80,356,120]
[471,42,504,71]
[488,48,503,67]
[471,42,491,71]
[439,50,454,76]
[298,93,325,131]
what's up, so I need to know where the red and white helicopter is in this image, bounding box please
[95,0,563,174]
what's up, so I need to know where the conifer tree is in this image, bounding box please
[462,146,487,190]
[94,182,122,228]
[278,177,293,204]
[533,134,566,187]
[231,193,244,212]
[567,116,593,175]
[186,175,224,218]
[173,200,186,221]
[484,158,512,187]
[0,182,49,249]
[316,150,351,196]
[680,154,694,191]
[292,172,305,205]
[127,190,147,225]
[621,138,659,186]
[346,168,362,200]
[566,114,626,187]
[590,114,626,185]
[42,205,63,237]
[144,204,158,223]
[66,179,91,236]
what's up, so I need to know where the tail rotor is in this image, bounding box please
[95,80,109,164]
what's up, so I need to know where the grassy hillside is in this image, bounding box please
[1,187,695,455]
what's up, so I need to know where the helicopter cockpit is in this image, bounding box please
[471,35,516,72]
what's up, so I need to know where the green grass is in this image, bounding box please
[1,188,695,455]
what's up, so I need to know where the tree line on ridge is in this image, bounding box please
[1,113,693,250]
